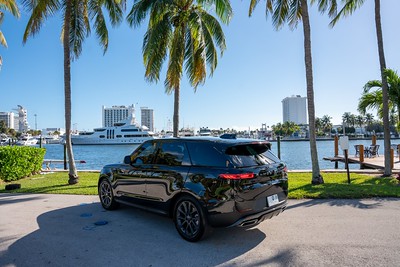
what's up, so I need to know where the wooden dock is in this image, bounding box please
[323,155,400,170]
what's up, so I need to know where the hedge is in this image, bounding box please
[0,146,46,182]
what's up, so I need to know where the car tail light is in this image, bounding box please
[219,173,254,180]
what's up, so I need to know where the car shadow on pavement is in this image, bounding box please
[1,202,267,267]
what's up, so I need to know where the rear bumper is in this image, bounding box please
[227,200,287,227]
[206,199,287,228]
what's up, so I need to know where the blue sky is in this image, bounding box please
[1,0,400,132]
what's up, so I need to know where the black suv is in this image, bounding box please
[98,136,288,242]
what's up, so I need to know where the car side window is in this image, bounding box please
[186,142,227,167]
[131,141,157,164]
[154,141,190,166]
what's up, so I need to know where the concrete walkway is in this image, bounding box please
[1,194,399,267]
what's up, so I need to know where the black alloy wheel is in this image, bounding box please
[173,196,208,242]
[99,179,119,210]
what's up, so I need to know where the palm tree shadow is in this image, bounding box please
[287,198,384,210]
[1,202,268,266]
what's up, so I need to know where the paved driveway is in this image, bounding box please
[0,194,399,267]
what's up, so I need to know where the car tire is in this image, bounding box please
[173,195,209,242]
[99,179,119,210]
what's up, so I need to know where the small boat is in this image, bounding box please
[43,135,62,144]
[16,135,38,146]
[0,136,11,146]
[70,115,155,145]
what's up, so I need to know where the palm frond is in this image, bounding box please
[165,25,185,93]
[127,0,171,28]
[0,30,7,48]
[329,0,366,27]
[67,0,90,59]
[358,90,382,115]
[288,0,301,29]
[363,79,382,93]
[313,0,338,17]
[0,0,20,17]
[101,0,125,26]
[143,13,171,83]
[198,0,232,24]
[22,0,60,43]
[271,0,290,30]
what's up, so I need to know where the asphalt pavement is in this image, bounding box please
[0,193,399,267]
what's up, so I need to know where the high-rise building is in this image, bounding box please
[102,105,135,127]
[140,107,154,132]
[282,95,307,124]
[0,112,15,129]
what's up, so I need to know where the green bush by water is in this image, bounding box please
[0,146,46,182]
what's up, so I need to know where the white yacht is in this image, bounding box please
[16,135,38,146]
[71,116,155,145]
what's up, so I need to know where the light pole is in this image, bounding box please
[34,114,37,131]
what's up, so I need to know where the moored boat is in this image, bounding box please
[16,135,38,146]
[71,115,155,145]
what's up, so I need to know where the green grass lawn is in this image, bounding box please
[0,171,399,199]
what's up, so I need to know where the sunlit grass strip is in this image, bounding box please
[288,173,399,199]
[0,172,399,198]
[0,172,99,195]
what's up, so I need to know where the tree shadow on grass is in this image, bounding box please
[0,184,97,195]
[0,201,268,267]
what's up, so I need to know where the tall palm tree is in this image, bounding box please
[127,0,232,137]
[249,0,338,185]
[330,0,391,176]
[0,0,20,69]
[23,0,126,184]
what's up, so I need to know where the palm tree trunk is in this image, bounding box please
[173,84,180,137]
[64,0,79,184]
[374,0,391,176]
[301,0,323,184]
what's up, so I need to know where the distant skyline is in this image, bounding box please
[1,1,400,132]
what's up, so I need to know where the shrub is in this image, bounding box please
[0,146,46,182]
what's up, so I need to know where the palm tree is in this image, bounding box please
[0,0,20,69]
[321,115,332,135]
[359,69,400,130]
[342,111,352,125]
[248,0,338,185]
[330,0,391,176]
[23,0,126,184]
[355,115,364,128]
[127,0,232,137]
[315,117,323,135]
[365,113,374,126]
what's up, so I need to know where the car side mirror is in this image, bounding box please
[123,155,132,164]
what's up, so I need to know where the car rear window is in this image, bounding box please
[225,143,278,167]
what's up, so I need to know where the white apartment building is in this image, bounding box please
[140,107,154,132]
[282,95,307,125]
[0,112,15,129]
[102,105,135,127]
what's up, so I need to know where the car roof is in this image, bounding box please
[156,136,271,146]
